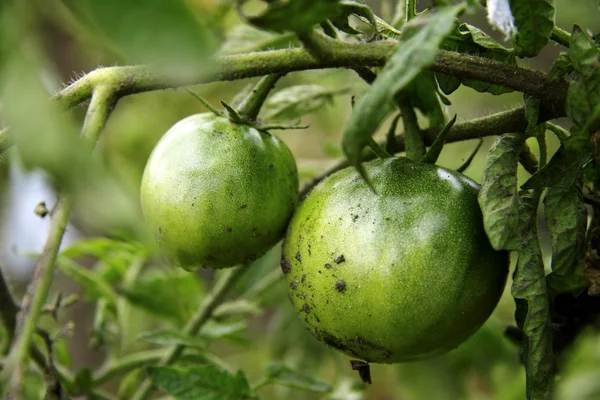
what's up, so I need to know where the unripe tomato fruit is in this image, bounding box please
[141,113,299,270]
[282,157,508,363]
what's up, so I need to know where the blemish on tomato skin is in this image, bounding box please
[302,303,311,313]
[280,257,292,274]
[334,254,345,264]
[335,280,347,292]
[295,252,302,263]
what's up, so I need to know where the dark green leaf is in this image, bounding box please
[329,0,377,36]
[567,26,600,131]
[545,184,589,294]
[509,0,555,57]
[265,363,332,392]
[477,133,523,251]
[138,330,206,349]
[438,23,516,94]
[512,192,553,400]
[342,5,461,183]
[547,53,573,82]
[73,368,94,396]
[147,365,256,400]
[121,270,205,324]
[242,0,341,33]
[261,85,349,122]
[398,71,445,128]
[521,127,593,190]
[421,114,457,164]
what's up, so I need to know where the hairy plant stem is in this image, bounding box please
[398,99,425,160]
[550,26,571,48]
[1,85,116,399]
[130,265,248,400]
[54,36,569,120]
[236,73,284,121]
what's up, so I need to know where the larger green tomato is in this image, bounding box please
[282,157,508,363]
[141,113,298,270]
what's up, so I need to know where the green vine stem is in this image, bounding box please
[1,85,117,398]
[0,267,18,355]
[236,73,284,121]
[131,265,248,400]
[398,99,426,160]
[550,26,571,48]
[53,37,569,119]
[546,122,569,140]
[406,0,417,21]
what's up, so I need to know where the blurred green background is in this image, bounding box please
[1,1,600,399]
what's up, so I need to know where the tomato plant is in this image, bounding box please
[0,1,599,400]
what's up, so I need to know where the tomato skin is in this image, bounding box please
[141,113,298,270]
[282,157,508,363]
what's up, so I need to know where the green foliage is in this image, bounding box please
[478,133,522,251]
[241,0,341,33]
[512,191,553,400]
[263,363,332,392]
[261,85,349,122]
[147,365,257,400]
[509,0,555,57]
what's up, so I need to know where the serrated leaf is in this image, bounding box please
[545,184,589,294]
[512,192,553,400]
[242,0,340,33]
[509,0,555,57]
[121,270,205,324]
[261,85,349,122]
[57,258,117,307]
[548,53,573,82]
[329,0,377,36]
[148,365,256,400]
[522,127,593,190]
[567,26,600,131]
[265,363,332,392]
[478,133,522,251]
[219,25,297,55]
[138,330,207,349]
[438,23,516,94]
[342,5,461,182]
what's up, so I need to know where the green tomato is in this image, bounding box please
[282,157,508,363]
[141,113,299,270]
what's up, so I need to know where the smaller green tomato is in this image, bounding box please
[141,113,299,270]
[282,157,509,363]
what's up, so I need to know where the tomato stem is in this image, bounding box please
[398,99,426,160]
[237,74,284,122]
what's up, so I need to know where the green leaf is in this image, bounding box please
[545,184,589,294]
[242,0,341,33]
[138,330,206,349]
[421,114,457,164]
[212,300,263,321]
[329,0,377,36]
[567,26,600,131]
[477,133,523,251]
[121,270,205,324]
[73,368,94,396]
[509,0,555,57]
[547,53,573,82]
[512,192,553,400]
[342,5,461,183]
[438,23,516,95]
[261,85,349,122]
[147,365,257,400]
[118,368,142,400]
[265,363,332,392]
[201,321,248,341]
[397,71,446,128]
[219,25,297,55]
[521,127,593,190]
[57,258,117,307]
